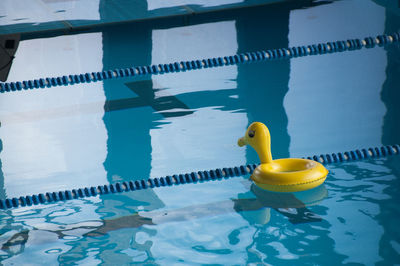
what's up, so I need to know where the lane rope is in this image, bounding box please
[0,33,399,93]
[0,144,398,210]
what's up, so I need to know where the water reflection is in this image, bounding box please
[252,184,326,222]
[124,80,193,117]
[77,184,326,237]
[1,155,399,262]
[100,3,155,184]
[377,12,400,263]
[1,0,330,264]
[147,0,244,11]
[381,8,400,146]
[0,182,327,260]
[0,0,284,35]
[93,1,294,263]
[236,3,291,161]
[1,230,28,255]
[324,159,398,265]
[96,1,163,262]
[286,0,388,156]
[1,0,400,264]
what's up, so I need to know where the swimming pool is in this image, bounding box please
[1,0,400,264]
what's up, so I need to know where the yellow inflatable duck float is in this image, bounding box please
[238,122,328,192]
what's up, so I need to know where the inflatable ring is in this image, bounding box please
[238,122,328,192]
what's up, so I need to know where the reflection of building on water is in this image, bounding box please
[236,3,291,161]
[381,5,400,146]
[235,0,333,161]
[74,1,163,263]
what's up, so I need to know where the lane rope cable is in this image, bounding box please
[0,144,399,210]
[0,33,399,93]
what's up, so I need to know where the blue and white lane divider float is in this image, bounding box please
[0,144,398,210]
[0,33,399,93]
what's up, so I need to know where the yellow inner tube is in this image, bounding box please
[238,122,328,192]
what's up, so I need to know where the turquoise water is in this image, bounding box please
[1,0,400,264]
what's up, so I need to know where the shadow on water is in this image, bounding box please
[123,80,194,117]
[236,2,291,162]
[381,7,400,146]
[93,2,162,262]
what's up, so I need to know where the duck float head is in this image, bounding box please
[238,122,328,192]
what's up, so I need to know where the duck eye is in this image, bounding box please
[248,130,255,138]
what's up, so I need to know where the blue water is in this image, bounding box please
[0,0,400,264]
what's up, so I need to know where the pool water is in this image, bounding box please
[1,0,400,265]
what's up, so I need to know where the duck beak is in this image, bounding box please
[238,137,246,147]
